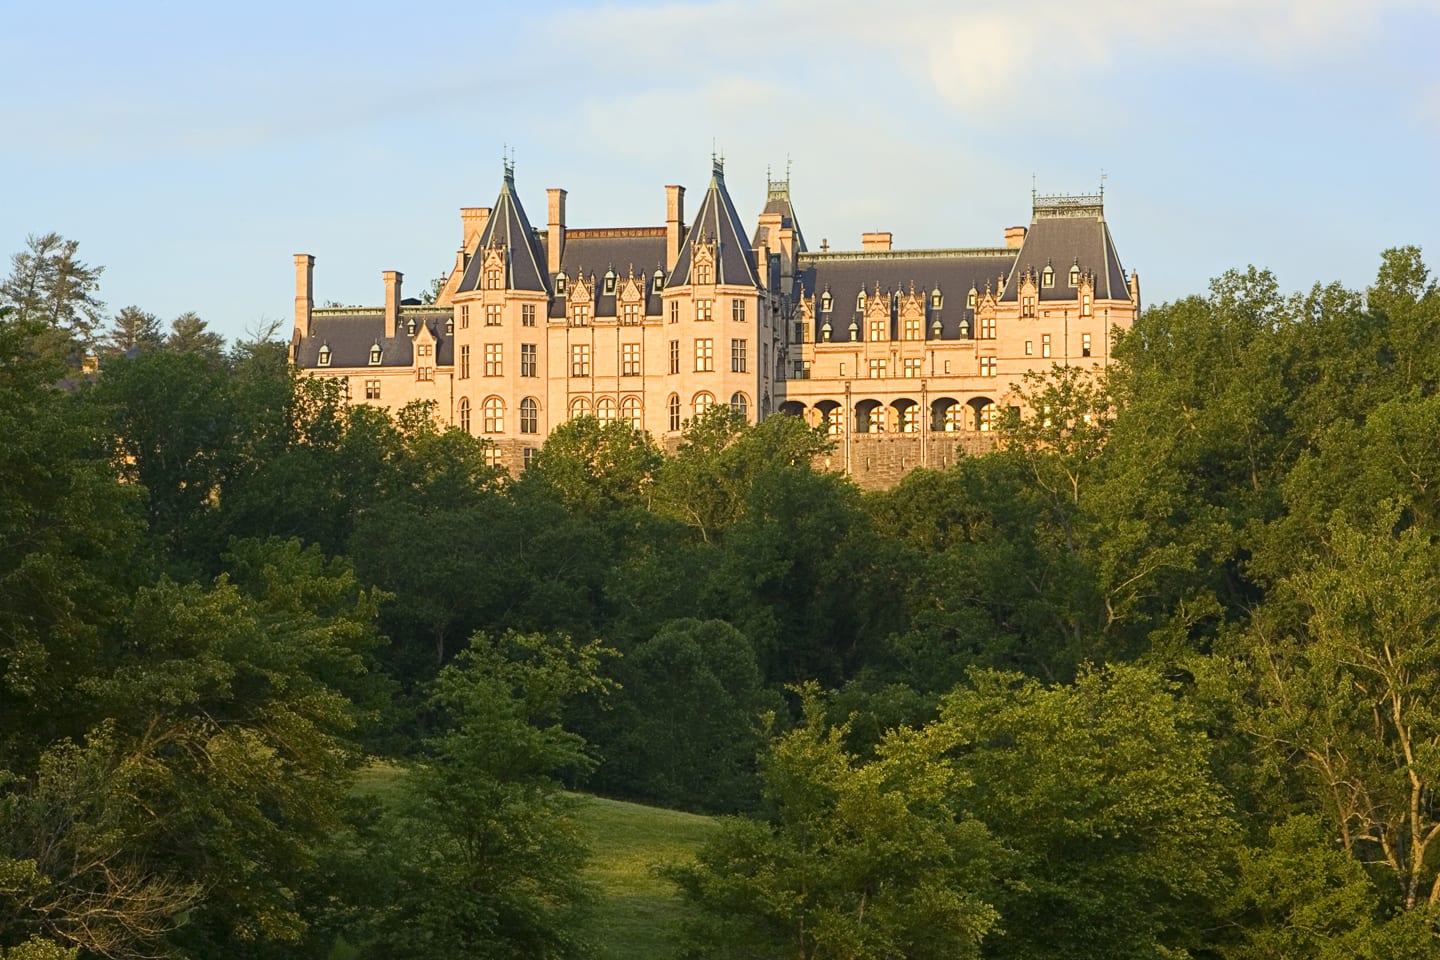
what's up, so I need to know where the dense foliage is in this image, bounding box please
[4,239,1440,957]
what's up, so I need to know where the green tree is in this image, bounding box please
[593,618,776,812]
[522,415,663,514]
[102,305,162,357]
[166,310,225,359]
[1228,510,1440,921]
[0,233,105,349]
[670,685,1002,960]
[941,664,1237,960]
[358,632,609,960]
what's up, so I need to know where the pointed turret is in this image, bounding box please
[667,158,761,288]
[456,161,549,293]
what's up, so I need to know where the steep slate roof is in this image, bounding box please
[795,250,1017,342]
[752,179,808,252]
[456,165,549,294]
[668,160,761,288]
[549,228,667,319]
[1000,196,1128,301]
[297,310,453,367]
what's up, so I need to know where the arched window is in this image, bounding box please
[730,392,749,420]
[667,393,681,432]
[978,402,997,432]
[946,403,964,432]
[317,344,331,366]
[896,403,918,434]
[570,397,591,420]
[458,397,471,434]
[596,396,616,425]
[693,392,714,418]
[520,397,538,434]
[482,396,505,434]
[620,396,642,430]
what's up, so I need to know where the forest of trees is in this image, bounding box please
[3,233,1440,958]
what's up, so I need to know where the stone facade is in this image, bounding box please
[291,161,1139,487]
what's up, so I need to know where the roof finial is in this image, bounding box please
[502,143,515,183]
[1100,169,1107,200]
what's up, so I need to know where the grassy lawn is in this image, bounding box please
[350,763,716,960]
[575,794,716,960]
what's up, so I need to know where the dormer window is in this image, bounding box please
[848,320,859,340]
[653,268,665,292]
[555,272,567,296]
[821,321,832,342]
[1069,262,1081,287]
[604,269,616,295]
[406,318,416,335]
[856,290,867,311]
[931,319,942,339]
[959,319,971,338]
[968,287,977,309]
[696,263,713,285]
[821,291,832,312]
[446,317,454,334]
[1042,263,1054,288]
[317,344,331,366]
[369,344,382,365]
[931,287,943,309]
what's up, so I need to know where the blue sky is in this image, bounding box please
[3,0,1438,344]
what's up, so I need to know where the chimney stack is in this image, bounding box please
[1004,226,1027,249]
[461,207,491,250]
[547,188,567,274]
[665,184,686,272]
[384,270,403,339]
[293,254,314,339]
[861,232,892,252]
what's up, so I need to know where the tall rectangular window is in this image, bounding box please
[695,338,714,372]
[571,343,590,377]
[520,343,537,377]
[903,357,922,378]
[868,358,886,378]
[981,315,996,339]
[622,303,640,325]
[622,343,641,376]
[522,304,536,327]
[486,304,502,326]
[1021,296,1035,318]
[981,356,997,377]
[460,344,470,379]
[696,299,713,322]
[1025,340,1034,356]
[730,338,747,373]
[484,344,502,376]
[792,321,805,343]
[1082,332,1092,357]
[460,305,470,329]
[571,305,590,327]
[669,301,678,324]
[1042,334,1052,358]
[732,299,746,322]
[869,319,887,342]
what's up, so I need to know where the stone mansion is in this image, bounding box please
[290,160,1139,487]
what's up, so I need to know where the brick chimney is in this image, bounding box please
[383,270,403,339]
[862,232,892,252]
[547,188,566,274]
[665,185,686,272]
[293,254,313,339]
[461,207,491,250]
[1004,226,1027,249]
